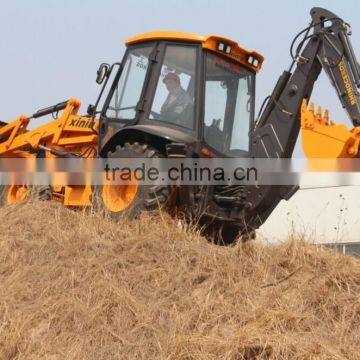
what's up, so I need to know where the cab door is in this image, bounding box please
[202,52,256,157]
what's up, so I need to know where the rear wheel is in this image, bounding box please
[101,183,139,213]
[200,220,256,245]
[94,142,171,219]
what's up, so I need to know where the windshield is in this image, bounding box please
[204,52,255,156]
[149,44,197,130]
[106,45,153,120]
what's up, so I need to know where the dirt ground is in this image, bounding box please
[0,201,359,359]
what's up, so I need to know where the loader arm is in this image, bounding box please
[242,7,360,230]
[0,99,98,158]
[0,99,99,207]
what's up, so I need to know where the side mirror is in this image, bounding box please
[87,104,96,116]
[96,63,110,84]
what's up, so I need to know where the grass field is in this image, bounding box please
[0,201,359,359]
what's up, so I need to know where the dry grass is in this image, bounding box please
[0,201,360,359]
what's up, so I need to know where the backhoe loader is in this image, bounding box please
[1,7,360,243]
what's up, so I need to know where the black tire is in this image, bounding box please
[200,220,256,245]
[0,186,7,206]
[200,221,239,245]
[94,142,171,219]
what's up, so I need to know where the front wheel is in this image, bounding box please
[0,185,52,206]
[93,142,171,219]
[0,185,29,206]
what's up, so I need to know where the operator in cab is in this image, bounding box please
[160,72,193,128]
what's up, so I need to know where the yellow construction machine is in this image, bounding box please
[1,7,360,243]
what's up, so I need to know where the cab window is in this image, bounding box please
[149,45,197,130]
[204,52,255,156]
[106,45,153,120]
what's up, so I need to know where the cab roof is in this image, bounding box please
[125,31,264,73]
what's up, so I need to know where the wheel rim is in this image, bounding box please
[7,185,29,204]
[102,183,138,213]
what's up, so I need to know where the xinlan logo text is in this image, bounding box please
[338,59,357,106]
[69,119,92,128]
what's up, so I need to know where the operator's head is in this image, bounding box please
[163,72,180,92]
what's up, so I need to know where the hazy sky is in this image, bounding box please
[1,0,360,154]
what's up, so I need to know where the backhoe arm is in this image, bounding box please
[251,7,360,158]
[242,7,360,231]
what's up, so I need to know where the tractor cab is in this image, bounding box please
[97,31,263,157]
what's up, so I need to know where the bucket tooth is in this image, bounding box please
[324,109,329,125]
[309,102,315,114]
[316,106,322,122]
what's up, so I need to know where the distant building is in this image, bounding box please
[258,185,360,257]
